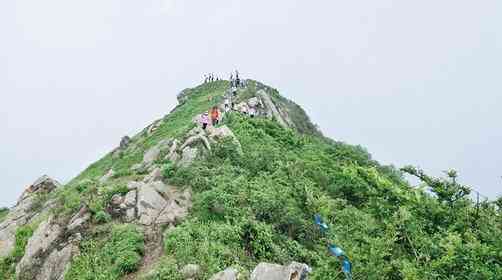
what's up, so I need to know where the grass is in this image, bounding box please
[69,81,229,186]
[0,208,8,223]
[65,224,144,280]
[143,113,407,279]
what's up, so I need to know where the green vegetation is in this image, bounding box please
[65,224,144,280]
[70,81,229,185]
[149,113,502,279]
[0,225,35,280]
[0,207,8,223]
[45,80,501,279]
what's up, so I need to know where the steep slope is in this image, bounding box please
[1,79,501,280]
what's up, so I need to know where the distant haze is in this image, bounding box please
[1,1,501,207]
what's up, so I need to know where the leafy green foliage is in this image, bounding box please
[47,80,501,279]
[153,114,502,279]
[65,224,144,280]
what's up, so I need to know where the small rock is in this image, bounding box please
[144,167,163,183]
[181,264,201,279]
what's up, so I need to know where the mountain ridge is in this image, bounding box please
[1,78,500,280]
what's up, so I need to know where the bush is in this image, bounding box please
[66,224,144,280]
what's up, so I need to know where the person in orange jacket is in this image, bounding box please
[210,106,220,126]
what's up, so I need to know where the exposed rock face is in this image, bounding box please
[0,176,60,258]
[250,262,310,280]
[137,183,166,226]
[143,146,161,165]
[179,147,198,167]
[16,217,63,279]
[37,244,77,280]
[67,207,91,233]
[180,134,211,151]
[166,139,179,162]
[135,180,192,226]
[210,268,239,280]
[256,90,289,129]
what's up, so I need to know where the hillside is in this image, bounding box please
[1,79,501,280]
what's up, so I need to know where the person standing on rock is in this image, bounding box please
[201,112,210,130]
[211,106,220,126]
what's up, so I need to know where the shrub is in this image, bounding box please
[66,224,144,280]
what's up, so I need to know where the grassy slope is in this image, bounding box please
[70,81,229,185]
[0,208,8,223]
[150,113,501,280]
[30,80,501,280]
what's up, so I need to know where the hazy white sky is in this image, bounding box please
[1,0,501,207]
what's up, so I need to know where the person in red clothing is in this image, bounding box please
[210,106,220,126]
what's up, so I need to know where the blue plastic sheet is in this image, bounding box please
[314,215,353,280]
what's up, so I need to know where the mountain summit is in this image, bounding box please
[1,79,500,280]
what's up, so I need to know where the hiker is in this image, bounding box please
[249,106,256,118]
[235,70,240,87]
[224,97,230,112]
[211,106,220,126]
[232,85,238,97]
[201,112,210,130]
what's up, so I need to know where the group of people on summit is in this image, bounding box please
[199,70,259,131]
[203,73,220,83]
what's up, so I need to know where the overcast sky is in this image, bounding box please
[1,1,501,207]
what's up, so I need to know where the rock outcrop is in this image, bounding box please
[0,176,60,258]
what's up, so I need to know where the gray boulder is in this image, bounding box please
[143,146,161,165]
[37,243,77,280]
[165,139,179,163]
[181,264,201,279]
[250,262,310,280]
[0,176,59,258]
[178,147,198,167]
[210,268,239,280]
[16,217,63,278]
[256,90,288,128]
[137,183,167,226]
